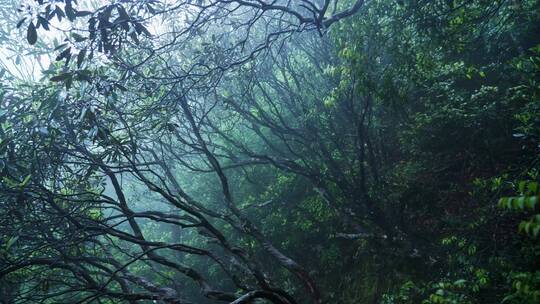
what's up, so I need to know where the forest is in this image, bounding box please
[0,0,539,303]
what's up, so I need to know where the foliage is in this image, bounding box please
[0,0,539,303]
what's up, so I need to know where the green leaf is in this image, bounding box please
[116,5,130,20]
[19,174,32,187]
[77,49,86,68]
[2,176,19,188]
[146,4,156,14]
[513,197,525,210]
[5,236,18,250]
[532,225,540,237]
[65,0,76,21]
[75,69,92,82]
[498,197,506,208]
[27,22,37,45]
[50,73,72,82]
[115,83,127,91]
[56,47,71,61]
[54,6,65,21]
[518,181,526,193]
[526,196,537,210]
[76,11,93,17]
[129,32,139,44]
[530,44,540,54]
[16,18,26,29]
[38,16,50,30]
[527,182,538,195]
[54,43,69,51]
[134,22,151,36]
[519,222,531,234]
[71,33,87,42]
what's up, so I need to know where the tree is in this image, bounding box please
[2,0,539,303]
[1,0,371,303]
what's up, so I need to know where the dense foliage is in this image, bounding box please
[0,0,539,303]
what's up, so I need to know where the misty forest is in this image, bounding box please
[0,0,539,303]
